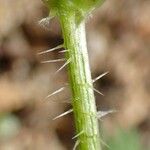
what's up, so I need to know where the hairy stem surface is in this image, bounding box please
[58,11,101,150]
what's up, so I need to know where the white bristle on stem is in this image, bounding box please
[41,58,65,64]
[93,88,104,96]
[45,87,65,100]
[97,110,117,119]
[38,44,63,55]
[73,140,80,150]
[93,71,109,83]
[72,130,84,139]
[55,58,71,73]
[53,109,73,120]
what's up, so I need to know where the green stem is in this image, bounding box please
[58,11,101,150]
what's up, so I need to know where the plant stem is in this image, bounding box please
[58,11,101,150]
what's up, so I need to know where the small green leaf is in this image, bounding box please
[106,129,142,150]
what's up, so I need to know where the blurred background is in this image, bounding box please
[0,0,149,149]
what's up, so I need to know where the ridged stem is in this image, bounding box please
[58,11,101,150]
